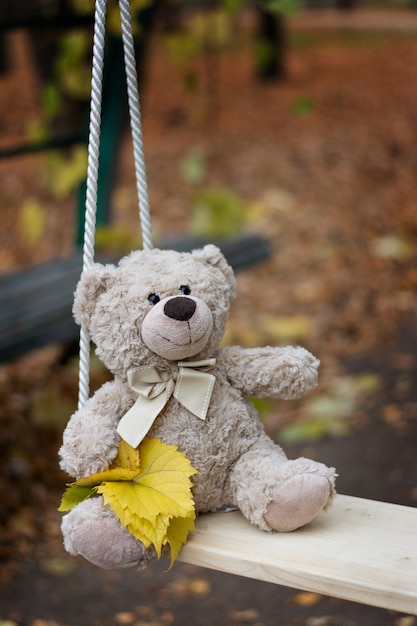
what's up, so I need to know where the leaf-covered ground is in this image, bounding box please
[0,8,417,626]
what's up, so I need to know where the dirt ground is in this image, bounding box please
[0,7,417,626]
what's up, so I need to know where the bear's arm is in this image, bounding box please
[217,345,319,399]
[59,379,131,479]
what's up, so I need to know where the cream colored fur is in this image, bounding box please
[59,245,336,570]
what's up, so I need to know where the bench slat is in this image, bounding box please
[178,494,417,615]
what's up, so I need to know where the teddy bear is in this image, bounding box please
[59,245,336,570]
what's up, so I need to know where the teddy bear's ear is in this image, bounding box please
[192,244,237,299]
[73,262,116,329]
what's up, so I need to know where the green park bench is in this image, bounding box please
[0,234,271,363]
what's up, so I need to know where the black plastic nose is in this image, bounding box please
[164,296,196,322]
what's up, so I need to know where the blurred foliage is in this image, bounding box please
[41,84,64,120]
[26,0,294,204]
[260,314,313,343]
[53,31,92,100]
[250,396,276,417]
[180,151,208,185]
[291,95,314,116]
[254,38,278,73]
[106,0,152,36]
[32,382,77,430]
[45,145,88,200]
[95,224,142,256]
[26,0,151,178]
[31,351,110,431]
[190,187,249,238]
[164,30,202,66]
[162,8,236,100]
[278,371,381,443]
[261,0,301,16]
[18,200,46,247]
[188,10,234,50]
[26,119,50,145]
[27,31,91,148]
[372,235,414,260]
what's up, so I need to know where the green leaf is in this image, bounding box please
[58,484,96,511]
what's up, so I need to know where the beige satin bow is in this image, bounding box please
[117,359,216,448]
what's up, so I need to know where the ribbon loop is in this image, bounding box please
[127,366,171,400]
[117,359,216,448]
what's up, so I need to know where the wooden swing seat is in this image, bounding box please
[178,494,417,615]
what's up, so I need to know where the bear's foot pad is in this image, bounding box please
[264,474,331,532]
[70,517,147,570]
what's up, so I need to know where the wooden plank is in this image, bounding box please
[178,494,417,615]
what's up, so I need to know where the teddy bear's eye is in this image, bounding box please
[179,285,191,295]
[148,293,160,305]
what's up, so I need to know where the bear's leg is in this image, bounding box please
[227,438,336,532]
[61,497,157,570]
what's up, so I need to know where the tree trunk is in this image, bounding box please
[255,8,286,81]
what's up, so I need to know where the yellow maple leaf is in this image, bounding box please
[60,438,197,565]
[101,438,197,563]
[58,460,140,511]
[136,438,197,509]
[111,438,141,471]
[164,510,196,568]
[74,466,140,487]
[68,440,141,491]
[101,492,160,549]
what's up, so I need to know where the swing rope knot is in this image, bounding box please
[117,359,216,448]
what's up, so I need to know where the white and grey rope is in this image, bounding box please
[119,0,153,251]
[78,0,152,409]
[78,0,107,410]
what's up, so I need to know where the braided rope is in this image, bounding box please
[78,0,153,409]
[78,0,107,410]
[119,0,153,250]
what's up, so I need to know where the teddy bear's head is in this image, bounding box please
[73,245,236,377]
